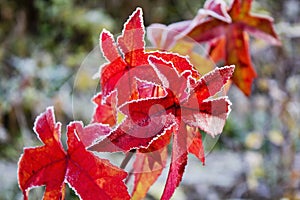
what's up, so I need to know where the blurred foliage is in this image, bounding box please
[0,0,300,199]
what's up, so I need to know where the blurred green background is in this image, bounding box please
[0,0,300,199]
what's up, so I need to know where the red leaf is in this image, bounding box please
[94,7,236,199]
[19,6,238,200]
[91,54,197,152]
[135,79,166,99]
[128,98,173,200]
[183,97,231,137]
[99,8,201,106]
[184,0,280,95]
[207,37,225,62]
[147,58,233,199]
[92,56,234,198]
[209,27,257,96]
[18,107,66,200]
[181,66,234,137]
[224,30,256,96]
[18,107,130,200]
[138,128,173,154]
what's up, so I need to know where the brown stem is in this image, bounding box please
[125,168,134,184]
[120,149,136,169]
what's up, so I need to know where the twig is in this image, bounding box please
[120,149,136,169]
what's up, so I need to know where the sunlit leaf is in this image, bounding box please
[18,107,130,200]
[185,0,280,95]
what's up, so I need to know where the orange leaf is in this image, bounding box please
[186,0,280,95]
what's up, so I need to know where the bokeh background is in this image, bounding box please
[1,0,300,199]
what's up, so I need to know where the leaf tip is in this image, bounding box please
[125,7,144,29]
[100,28,112,40]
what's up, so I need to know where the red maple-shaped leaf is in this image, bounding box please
[146,57,234,199]
[18,107,66,200]
[145,56,234,137]
[92,6,203,152]
[18,107,130,200]
[18,6,238,200]
[89,6,234,199]
[99,7,200,106]
[91,55,234,199]
[183,0,280,95]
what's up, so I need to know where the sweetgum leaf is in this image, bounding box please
[101,29,122,63]
[18,107,130,200]
[19,6,237,200]
[93,55,234,199]
[99,8,202,106]
[147,57,234,199]
[185,0,280,95]
[100,30,128,97]
[135,79,166,99]
[148,56,191,101]
[181,65,234,137]
[18,107,66,200]
[94,7,236,199]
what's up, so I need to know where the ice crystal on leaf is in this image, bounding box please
[18,5,236,200]
[90,7,235,199]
